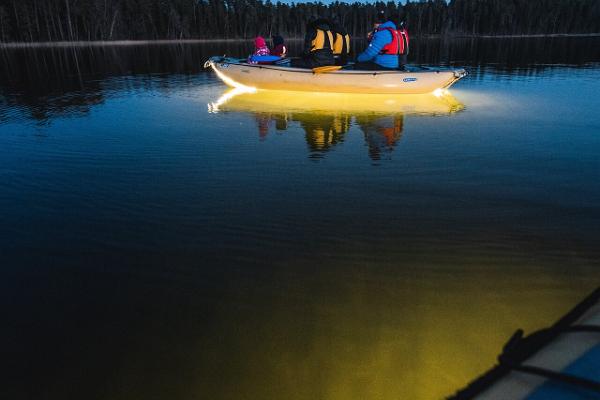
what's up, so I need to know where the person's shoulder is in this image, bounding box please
[374,26,393,40]
[377,21,397,31]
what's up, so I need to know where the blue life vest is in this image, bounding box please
[248,55,282,64]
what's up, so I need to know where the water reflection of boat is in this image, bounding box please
[209,89,465,160]
[297,113,351,158]
[357,115,404,161]
[210,88,465,115]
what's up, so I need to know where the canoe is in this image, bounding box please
[205,56,467,94]
[449,288,600,399]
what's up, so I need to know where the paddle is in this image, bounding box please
[312,65,342,74]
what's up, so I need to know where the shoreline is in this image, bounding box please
[1,33,600,48]
[460,32,600,39]
[0,39,257,48]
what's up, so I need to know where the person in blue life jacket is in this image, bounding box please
[355,13,401,70]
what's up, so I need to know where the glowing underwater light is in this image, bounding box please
[210,62,256,92]
[432,88,450,98]
[208,86,257,113]
[208,88,465,116]
[207,61,257,113]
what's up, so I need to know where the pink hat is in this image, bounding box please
[255,36,266,48]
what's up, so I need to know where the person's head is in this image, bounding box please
[309,17,331,30]
[272,35,284,46]
[330,18,345,34]
[254,36,266,49]
[307,15,319,28]
[389,13,403,28]
[376,10,386,24]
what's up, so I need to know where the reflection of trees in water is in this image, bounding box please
[251,111,404,162]
[0,43,245,123]
[5,92,105,125]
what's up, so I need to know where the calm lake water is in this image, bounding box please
[1,38,600,399]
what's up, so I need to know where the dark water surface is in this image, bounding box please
[1,38,600,399]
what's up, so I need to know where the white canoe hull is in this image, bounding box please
[207,57,467,95]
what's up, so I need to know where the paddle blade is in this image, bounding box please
[312,65,342,74]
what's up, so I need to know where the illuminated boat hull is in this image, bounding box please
[206,57,467,94]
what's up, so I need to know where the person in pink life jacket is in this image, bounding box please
[248,36,271,64]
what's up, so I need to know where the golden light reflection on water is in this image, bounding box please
[192,87,600,400]
[209,88,465,115]
[208,89,465,160]
[188,258,598,400]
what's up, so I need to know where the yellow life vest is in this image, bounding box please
[310,28,334,52]
[333,33,350,55]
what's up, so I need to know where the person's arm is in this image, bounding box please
[357,30,390,62]
[303,28,315,55]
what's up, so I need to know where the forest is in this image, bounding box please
[1,0,600,43]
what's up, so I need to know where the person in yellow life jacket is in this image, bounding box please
[331,20,351,66]
[291,18,335,69]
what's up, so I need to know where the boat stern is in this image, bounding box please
[442,68,468,89]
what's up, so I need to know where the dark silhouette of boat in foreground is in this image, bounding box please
[449,287,600,399]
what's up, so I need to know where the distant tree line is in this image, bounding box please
[1,0,600,42]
